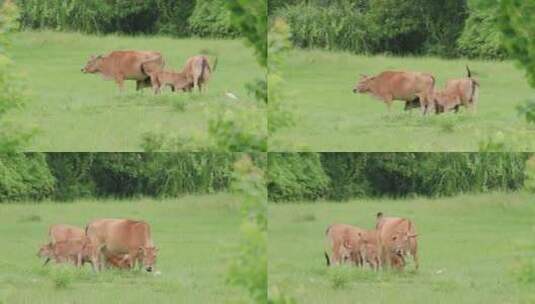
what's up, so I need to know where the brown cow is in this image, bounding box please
[435,66,480,113]
[180,55,217,92]
[86,218,158,272]
[376,212,418,270]
[37,239,93,267]
[82,51,165,91]
[353,71,435,114]
[324,223,365,267]
[146,69,194,94]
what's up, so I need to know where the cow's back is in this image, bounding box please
[375,71,434,100]
[87,218,152,253]
[103,51,164,80]
[49,224,85,243]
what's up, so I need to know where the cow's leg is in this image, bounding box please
[115,74,125,92]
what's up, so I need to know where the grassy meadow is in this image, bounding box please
[0,194,248,304]
[268,192,535,303]
[6,31,264,151]
[269,49,535,151]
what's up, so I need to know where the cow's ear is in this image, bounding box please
[360,74,367,79]
[90,54,96,59]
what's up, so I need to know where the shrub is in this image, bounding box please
[0,153,55,202]
[276,0,468,57]
[457,9,507,60]
[188,0,238,38]
[15,0,240,38]
[268,153,528,202]
[268,153,329,202]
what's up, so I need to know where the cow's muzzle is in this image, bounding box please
[352,88,357,94]
[145,266,153,272]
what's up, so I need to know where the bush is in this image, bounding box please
[15,0,240,38]
[188,0,238,38]
[268,153,329,202]
[276,0,468,57]
[268,153,528,202]
[457,9,507,60]
[1,0,30,151]
[0,153,55,202]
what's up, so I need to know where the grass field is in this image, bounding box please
[269,49,535,151]
[6,31,264,151]
[268,192,535,303]
[0,194,249,304]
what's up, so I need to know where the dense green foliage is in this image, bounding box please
[268,153,329,202]
[457,8,506,60]
[15,0,239,38]
[272,0,507,59]
[0,0,29,151]
[0,153,55,201]
[0,153,241,202]
[498,0,535,87]
[268,153,529,202]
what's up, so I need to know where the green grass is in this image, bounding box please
[269,49,535,151]
[6,31,264,151]
[268,192,535,303]
[0,194,249,303]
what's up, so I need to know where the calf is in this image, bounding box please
[324,223,366,266]
[145,68,194,94]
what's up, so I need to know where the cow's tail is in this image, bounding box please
[324,225,333,266]
[466,65,472,78]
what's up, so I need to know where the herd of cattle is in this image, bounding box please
[353,66,480,114]
[325,213,418,271]
[81,51,216,93]
[37,219,158,272]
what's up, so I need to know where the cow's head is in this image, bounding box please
[353,75,374,94]
[81,55,102,73]
[138,246,158,272]
[37,243,54,258]
[390,232,417,256]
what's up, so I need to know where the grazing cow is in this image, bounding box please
[37,243,55,266]
[86,219,158,272]
[82,51,165,91]
[144,69,194,94]
[180,55,217,92]
[376,212,418,270]
[37,238,93,267]
[436,66,480,113]
[38,224,86,265]
[353,71,435,114]
[324,224,366,266]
